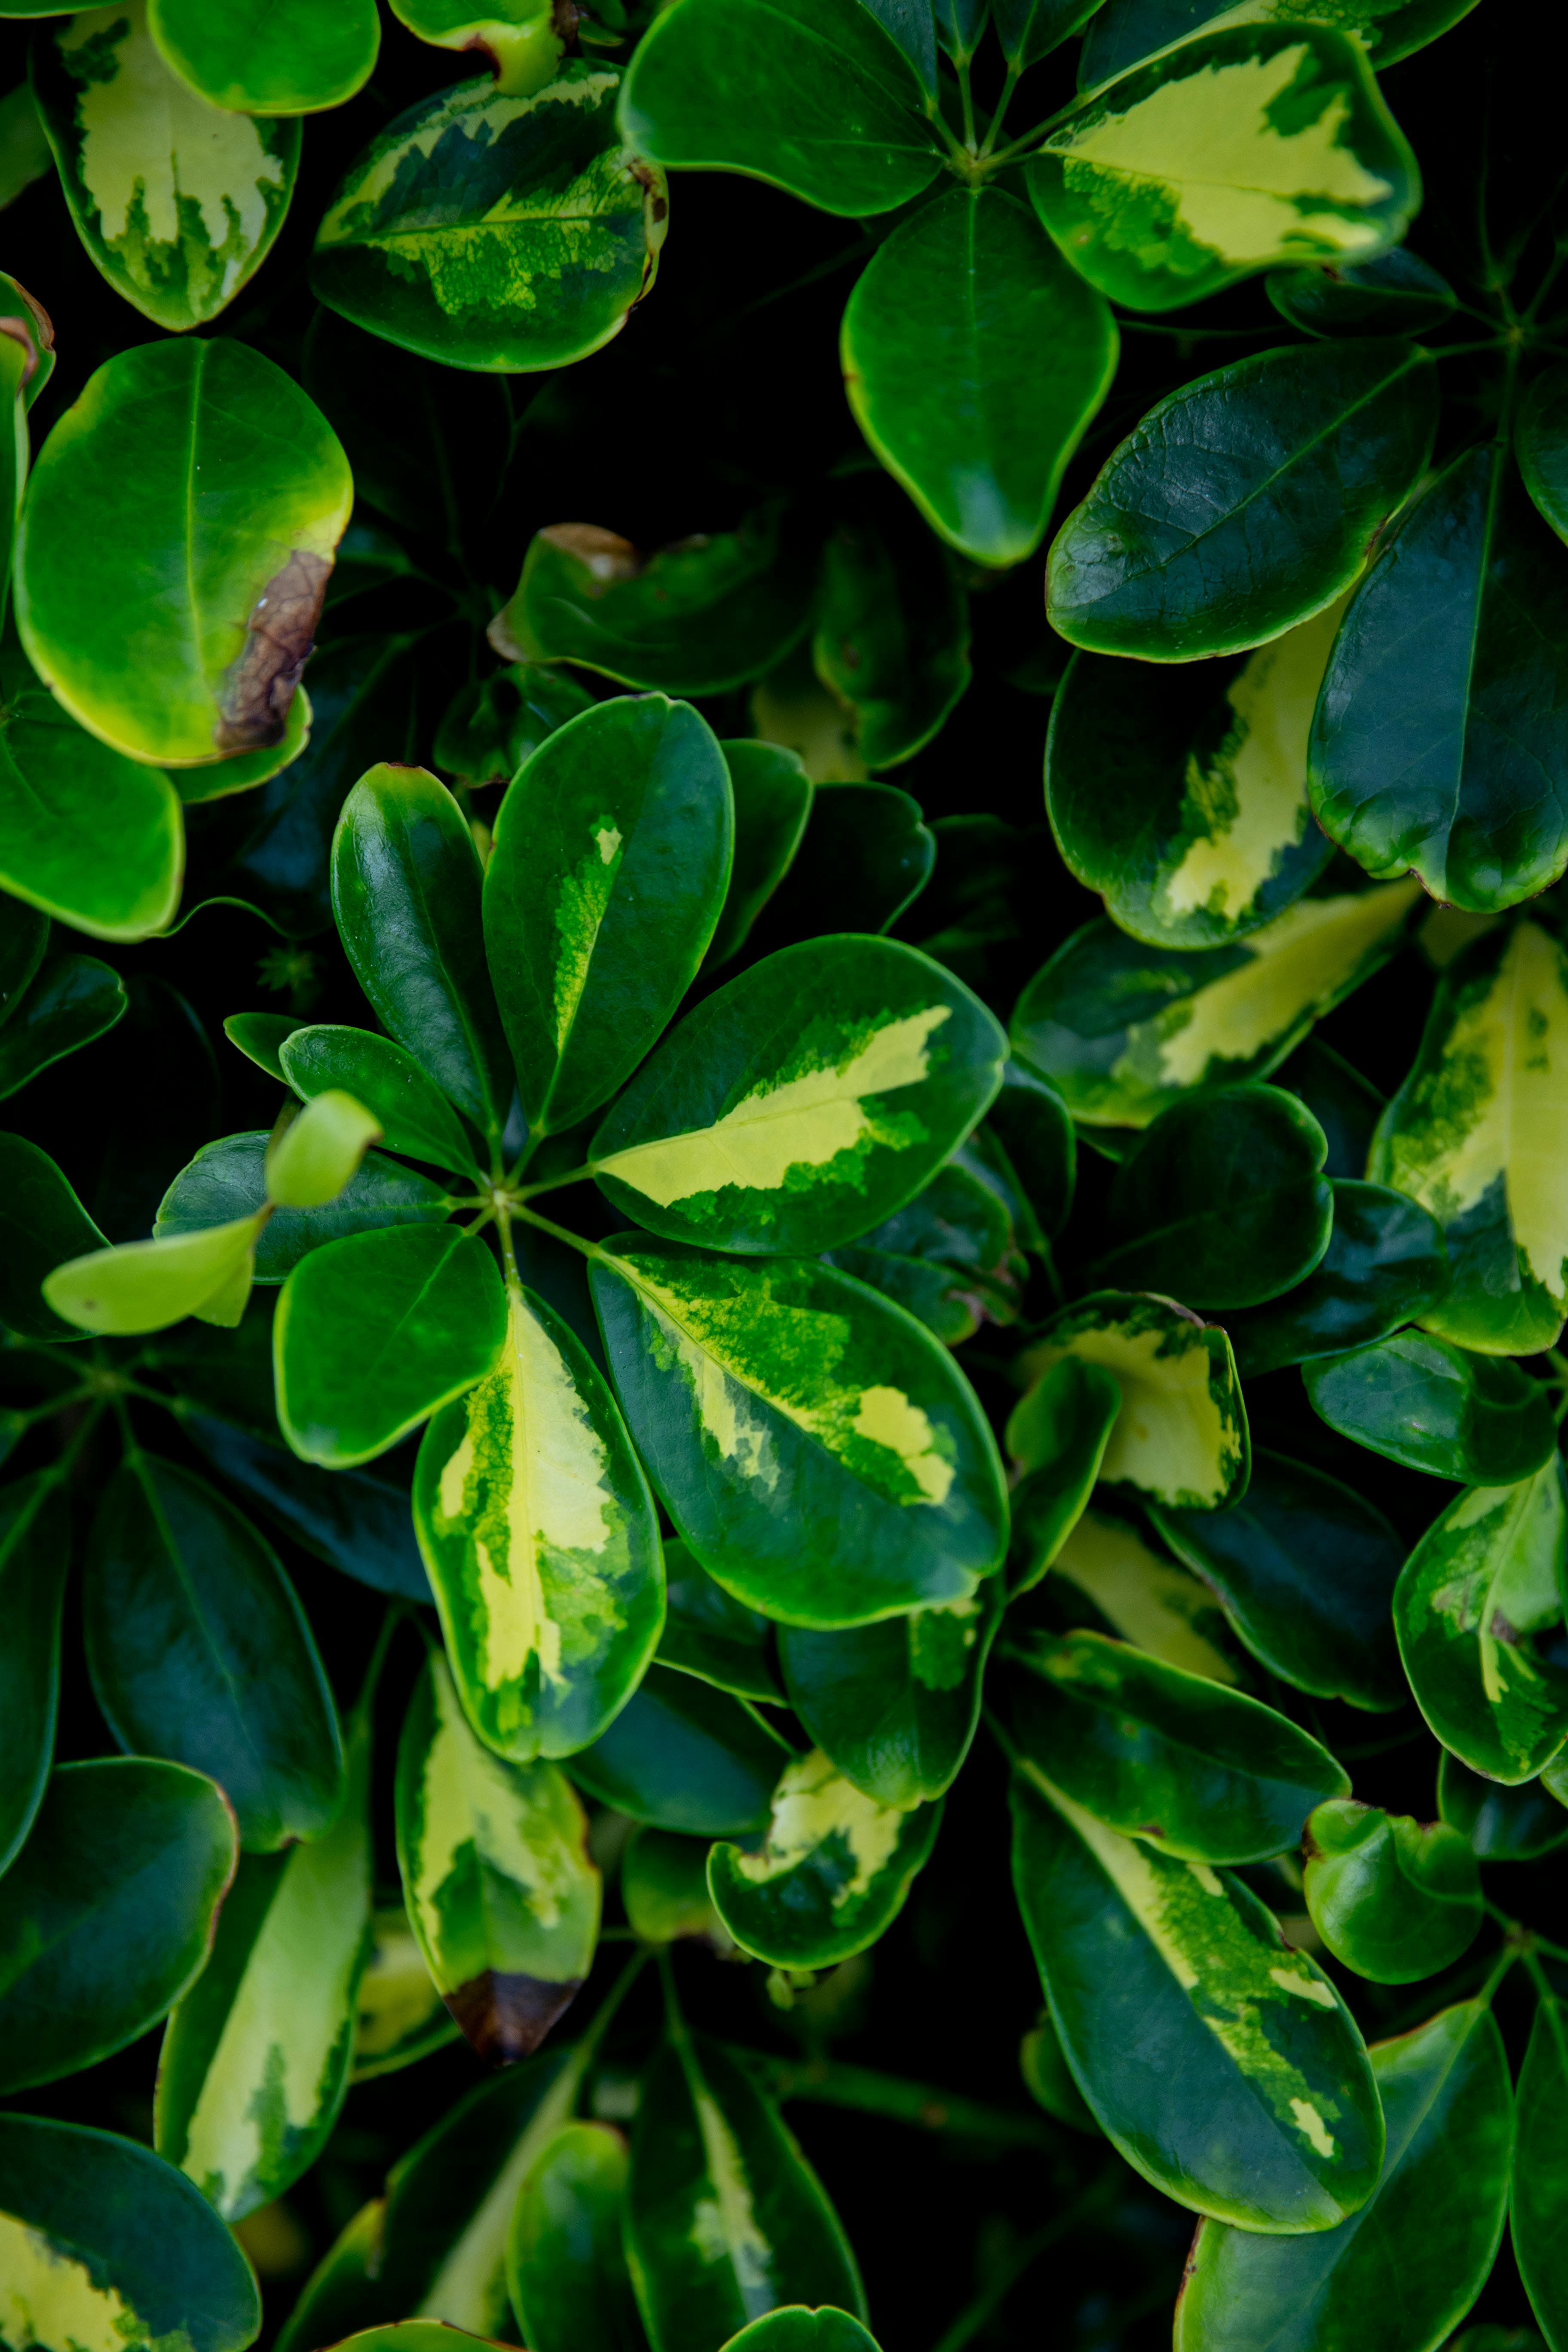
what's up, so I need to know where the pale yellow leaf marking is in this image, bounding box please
[596,1004,952,1206]
[1271,1966,1337,2009]
[851,1384,955,1504]
[1051,1510,1240,1684]
[1429,1467,1565,1707]
[355,1914,444,2061]
[0,2214,140,2352]
[688,2085,774,2315]
[551,817,626,1057]
[318,69,615,235]
[1290,2097,1335,2156]
[735,1750,906,1903]
[1026,1325,1231,1507]
[418,2059,581,2333]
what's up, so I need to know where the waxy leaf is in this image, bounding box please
[1030,24,1418,313]
[720,2317,879,2352]
[623,1826,735,1949]
[0,669,183,940]
[84,1453,344,1851]
[1011,883,1421,1128]
[1394,1463,1568,1783]
[1175,2003,1512,2352]
[1006,1357,1122,1592]
[1305,1332,1557,1485]
[0,1133,106,1342]
[281,1026,484,1176]
[484,695,733,1135]
[17,337,349,768]
[1225,1180,1450,1378]
[570,1661,790,1836]
[1008,1627,1347,1862]
[986,1058,1077,1242]
[508,2122,641,2352]
[746,778,934,946]
[590,936,1005,1254]
[1511,1997,1568,2352]
[840,184,1116,568]
[1302,1798,1480,1983]
[825,1159,1023,1346]
[1035,1508,1247,1686]
[0,1758,236,2094]
[1079,0,1479,83]
[0,1474,68,1876]
[705,742,814,971]
[810,500,971,766]
[414,1279,662,1761]
[312,66,666,372]
[1020,1293,1248,1510]
[1010,1768,1382,2230]
[661,1541,785,1703]
[0,951,126,1099]
[389,0,570,89]
[0,2114,259,2352]
[156,1130,448,1283]
[1519,361,1568,550]
[30,0,299,329]
[1268,246,1456,338]
[709,1751,942,1968]
[353,1906,460,2081]
[1047,340,1434,658]
[591,1238,1008,1625]
[396,1654,599,2064]
[147,0,380,111]
[183,1412,432,1603]
[1439,1751,1568,1862]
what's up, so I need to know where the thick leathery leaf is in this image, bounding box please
[30,0,298,330]
[181,1413,432,1603]
[1439,1751,1568,1862]
[277,1225,508,1469]
[591,1239,1008,1625]
[332,763,513,1139]
[1093,1084,1332,1307]
[352,1907,460,2080]
[1046,604,1344,949]
[1029,24,1418,313]
[1011,883,1421,1127]
[1275,1036,1384,1178]
[312,65,665,372]
[824,1160,1023,1346]
[1302,1798,1479,1983]
[709,1752,942,1968]
[1393,1464,1568,1783]
[1174,2003,1511,2352]
[778,1574,1001,1808]
[83,1453,343,1852]
[1305,1333,1557,1484]
[617,0,942,219]
[748,779,934,944]
[396,1655,599,2064]
[840,185,1116,568]
[0,1133,107,1342]
[508,2122,641,2352]
[1037,1508,1248,1686]
[1009,1768,1382,2231]
[1019,1293,1248,1510]
[589,936,1006,1255]
[0,1474,68,1875]
[1268,247,1456,337]
[1078,0,1479,83]
[484,695,733,1135]
[1046,340,1435,658]
[705,742,813,971]
[1512,1997,1568,2351]
[147,0,379,110]
[156,1131,450,1283]
[1008,1627,1346,1862]
[625,2031,866,2352]
[1310,447,1568,913]
[1005,1358,1122,1592]
[0,952,126,1098]
[1369,923,1568,1356]
[413,1280,662,1762]
[0,673,182,939]
[1519,361,1568,549]
[0,2114,259,2352]
[281,1026,483,1176]
[660,1541,785,1703]
[1225,1180,1450,1376]
[569,1663,790,1836]
[1153,1452,1406,1711]
[434,662,594,789]
[16,337,349,767]
[155,1717,372,2221]
[810,501,970,766]
[623,1827,735,1949]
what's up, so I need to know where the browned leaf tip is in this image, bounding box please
[215,548,331,752]
[444,1969,585,2065]
[543,522,646,591]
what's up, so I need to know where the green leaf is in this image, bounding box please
[1518,360,1568,549]
[1046,604,1346,949]
[507,2121,642,2352]
[617,0,942,219]
[0,99,52,217]
[995,0,1106,66]
[720,2318,879,2352]
[590,936,1006,1254]
[224,1011,300,1082]
[1394,1463,1568,1783]
[0,1757,236,2094]
[776,1574,1003,1807]
[1174,2002,1511,2351]
[0,1473,67,1876]
[0,894,46,1022]
[170,682,312,803]
[660,1540,786,1703]
[434,662,595,790]
[16,338,350,767]
[281,1025,485,1176]
[1079,0,1480,82]
[155,1714,372,2221]
[1439,1749,1568,1862]
[352,1906,460,2081]
[84,1453,344,1851]
[984,1059,1077,1242]
[1369,922,1568,1355]
[1021,2005,1102,2135]
[1304,1332,1558,1484]
[810,500,971,763]
[1006,1358,1123,1593]
[709,1751,943,1967]
[1009,1767,1382,2230]
[0,951,126,1100]
[1031,23,1419,313]
[496,511,812,698]
[1047,1506,1251,1685]
[1267,246,1455,337]
[147,0,380,110]
[388,0,567,89]
[1302,1798,1480,1983]
[276,1224,508,1469]
[395,1654,599,2064]
[746,779,935,946]
[622,1826,734,1948]
[156,1130,450,1283]
[332,762,514,1139]
[625,2031,866,2352]
[183,1411,432,1604]
[1020,1292,1248,1509]
[569,1662,790,1835]
[1152,1451,1406,1711]
[0,2113,259,2352]
[840,185,1117,567]
[1309,446,1568,912]
[1224,1179,1450,1377]
[1276,1034,1385,1176]
[311,65,666,372]
[1047,340,1435,658]
[825,1160,1024,1345]
[0,1133,107,1342]
[705,742,814,972]
[413,1278,662,1761]
[45,1210,267,1339]
[484,695,732,1136]
[264,1090,383,1210]
[30,0,299,329]
[1011,882,1422,1128]
[0,669,183,939]
[591,1238,1008,1624]
[1512,1995,1568,2351]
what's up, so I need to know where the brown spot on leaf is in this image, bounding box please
[215,549,331,752]
[444,1969,585,2064]
[542,522,645,593]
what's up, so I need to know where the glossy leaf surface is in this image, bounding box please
[1305,1332,1557,1484]
[281,1026,483,1176]
[0,952,127,1100]
[156,1131,448,1283]
[147,0,380,111]
[1512,1996,1568,2352]
[1302,1798,1480,1983]
[1079,0,1479,82]
[825,1159,1023,1346]
[1268,246,1455,337]
[1048,1508,1248,1686]
[661,1540,784,1703]
[710,1751,942,1968]
[0,1474,68,1877]
[718,2313,878,2352]
[508,2122,641,2352]
[352,1906,459,2081]
[569,1661,788,1836]
[1224,1179,1450,1378]
[705,741,814,971]
[1021,1293,1248,1510]
[1439,1750,1568,1862]
[0,670,183,940]
[0,1133,107,1343]
[1006,1357,1122,1592]
[810,502,970,767]
[623,1826,734,1949]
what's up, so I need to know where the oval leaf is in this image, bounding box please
[281,1026,484,1177]
[569,1662,789,1837]
[1439,1750,1568,1863]
[147,0,380,110]
[660,1541,785,1703]
[0,674,183,940]
[156,1131,450,1283]
[1304,1332,1558,1484]
[507,2121,641,2352]
[1512,1996,1568,2352]
[1045,1507,1250,1686]
[709,1751,942,1968]
[0,952,128,1101]
[1020,1292,1249,1510]
[0,1472,68,1876]
[1224,1179,1450,1377]
[1302,1798,1481,1984]
[0,1133,107,1344]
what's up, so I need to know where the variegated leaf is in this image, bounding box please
[1017,1294,1249,1511]
[352,1907,458,2082]
[1047,1508,1247,1686]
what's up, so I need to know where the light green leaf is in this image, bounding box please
[155,1130,450,1283]
[623,1825,736,1948]
[44,1210,267,1338]
[0,667,184,940]
[352,1906,459,2082]
[1019,1292,1248,1510]
[1046,1507,1248,1685]
[389,0,566,92]
[709,1750,943,1968]
[265,1089,381,1210]
[147,0,380,111]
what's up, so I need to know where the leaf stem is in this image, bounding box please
[515,1199,604,1262]
[977,61,1021,159]
[956,52,978,153]
[518,1164,594,1200]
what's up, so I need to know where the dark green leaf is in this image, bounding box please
[985,1058,1076,1242]
[0,893,46,1022]
[744,781,935,949]
[1304,1332,1558,1483]
[995,0,1106,67]
[622,1826,735,1948]
[1301,1798,1480,1983]
[508,2121,641,2352]
[1224,1180,1450,1377]
[1438,1750,1568,1861]
[825,1160,1024,1345]
[156,1131,451,1282]
[569,1662,790,1835]
[224,1011,299,1084]
[435,664,595,790]
[182,1411,432,1603]
[1006,1358,1123,1592]
[719,2314,878,2352]
[0,952,126,1100]
[1274,1035,1385,1179]
[709,1752,943,1966]
[1079,0,1479,82]
[1021,2005,1101,2134]
[281,1026,484,1176]
[704,741,814,971]
[810,501,971,763]
[0,668,183,940]
[1512,1995,1568,2351]
[660,1540,786,1703]
[0,1473,67,1877]
[1021,1292,1248,1510]
[1267,248,1455,337]
[1518,360,1568,548]
[0,1132,107,1341]
[147,0,380,110]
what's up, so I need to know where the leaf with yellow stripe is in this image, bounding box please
[1044,1508,1249,1685]
[413,1278,662,1763]
[1017,1294,1249,1511]
[352,1907,459,2082]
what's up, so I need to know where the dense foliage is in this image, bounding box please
[4,3,1568,2350]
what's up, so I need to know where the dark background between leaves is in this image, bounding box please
[3,3,1562,2343]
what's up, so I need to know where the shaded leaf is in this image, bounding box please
[709,1752,943,1967]
[352,1906,459,2082]
[1223,1180,1450,1378]
[156,1130,450,1282]
[0,1473,68,1876]
[1302,1798,1480,1983]
[281,1025,484,1176]
[0,952,126,1099]
[181,1410,432,1604]
[1438,1750,1568,1862]
[810,500,971,764]
[1268,247,1455,337]
[660,1540,785,1704]
[704,741,814,972]
[1304,1332,1557,1484]
[569,1662,790,1836]
[0,1133,107,1342]
[1006,1357,1123,1593]
[508,2122,643,2352]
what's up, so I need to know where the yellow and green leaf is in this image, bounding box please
[352,1906,459,2082]
[1046,1508,1247,1684]
[1017,1293,1249,1510]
